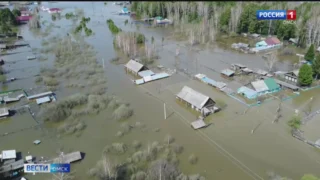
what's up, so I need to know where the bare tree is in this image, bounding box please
[51,152,75,180]
[303,97,315,116]
[147,159,180,180]
[88,153,118,180]
[264,51,278,72]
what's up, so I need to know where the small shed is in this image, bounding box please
[33,140,41,145]
[237,86,258,99]
[36,96,51,105]
[255,69,268,76]
[256,41,268,47]
[0,108,9,118]
[124,60,147,75]
[221,69,235,77]
[25,155,32,162]
[232,63,246,71]
[241,68,253,74]
[289,38,298,44]
[1,150,16,160]
[251,33,260,38]
[191,119,207,130]
[0,44,7,49]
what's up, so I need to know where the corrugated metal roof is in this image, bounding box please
[36,96,51,105]
[143,76,153,82]
[264,78,280,90]
[265,37,281,46]
[125,60,144,73]
[195,74,206,79]
[151,72,169,80]
[237,86,257,99]
[221,69,235,76]
[138,70,155,77]
[191,119,206,129]
[176,86,210,109]
[28,91,54,100]
[273,79,299,90]
[135,79,144,85]
[202,77,226,89]
[251,80,269,92]
[0,108,9,116]
[2,150,16,160]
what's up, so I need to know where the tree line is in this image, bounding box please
[131,2,320,48]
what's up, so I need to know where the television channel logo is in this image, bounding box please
[24,164,70,173]
[256,10,296,20]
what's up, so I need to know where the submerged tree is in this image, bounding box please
[287,115,302,130]
[28,9,41,29]
[264,50,278,72]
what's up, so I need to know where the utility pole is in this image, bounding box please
[164,103,167,120]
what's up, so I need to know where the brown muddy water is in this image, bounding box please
[0,2,320,180]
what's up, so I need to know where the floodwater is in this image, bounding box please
[0,2,320,180]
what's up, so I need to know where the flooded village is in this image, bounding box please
[0,1,320,180]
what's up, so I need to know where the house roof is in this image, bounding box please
[265,37,281,46]
[264,78,280,90]
[138,70,155,77]
[0,108,9,117]
[125,60,144,73]
[36,96,51,105]
[176,86,211,109]
[1,150,16,160]
[221,69,235,76]
[293,70,299,76]
[237,86,257,98]
[251,80,269,92]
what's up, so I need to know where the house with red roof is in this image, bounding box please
[255,37,282,48]
[16,16,32,23]
[48,8,62,14]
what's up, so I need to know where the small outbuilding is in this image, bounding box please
[191,118,207,130]
[124,59,147,75]
[221,69,235,77]
[33,140,41,145]
[0,108,9,118]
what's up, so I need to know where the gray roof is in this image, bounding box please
[221,69,235,76]
[251,80,269,92]
[125,60,144,73]
[36,96,51,105]
[191,119,206,129]
[273,79,299,90]
[255,69,268,76]
[176,86,210,109]
[0,108,9,116]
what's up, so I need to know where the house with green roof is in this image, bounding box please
[263,78,281,93]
